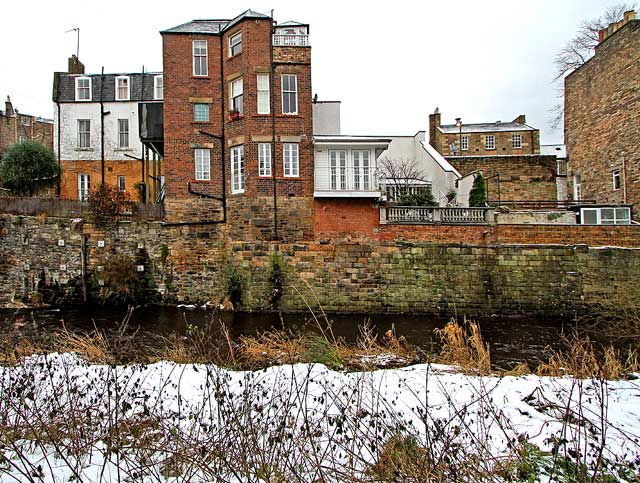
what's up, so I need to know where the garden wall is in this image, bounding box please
[1,215,639,317]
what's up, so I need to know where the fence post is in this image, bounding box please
[379,206,387,224]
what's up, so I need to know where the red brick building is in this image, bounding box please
[565,11,639,221]
[0,96,53,161]
[161,11,314,240]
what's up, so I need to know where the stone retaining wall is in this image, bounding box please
[1,215,639,317]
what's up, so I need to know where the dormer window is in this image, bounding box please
[115,76,130,101]
[75,77,91,101]
[229,31,242,57]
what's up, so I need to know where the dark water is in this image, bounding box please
[0,306,629,369]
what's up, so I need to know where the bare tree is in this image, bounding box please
[550,3,635,129]
[377,157,437,205]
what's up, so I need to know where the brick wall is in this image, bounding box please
[565,20,640,218]
[434,129,539,157]
[449,155,558,201]
[0,114,53,160]
[162,17,315,239]
[2,215,640,318]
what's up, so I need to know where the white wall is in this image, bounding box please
[314,144,380,192]
[55,101,143,161]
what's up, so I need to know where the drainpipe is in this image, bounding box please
[270,11,279,240]
[100,67,105,185]
[56,97,61,196]
[81,234,88,302]
[622,155,628,204]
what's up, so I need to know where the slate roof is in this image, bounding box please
[55,73,161,103]
[161,9,272,35]
[439,122,536,134]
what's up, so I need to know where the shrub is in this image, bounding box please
[469,173,487,207]
[87,184,132,227]
[0,140,60,195]
[399,190,437,206]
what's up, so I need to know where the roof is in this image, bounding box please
[540,144,567,158]
[54,72,161,103]
[439,122,536,134]
[224,9,271,31]
[278,20,309,27]
[161,20,228,34]
[314,135,392,145]
[421,141,461,177]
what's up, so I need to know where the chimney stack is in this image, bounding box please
[5,96,14,116]
[429,107,441,149]
[598,10,636,43]
[68,55,85,74]
[513,114,526,125]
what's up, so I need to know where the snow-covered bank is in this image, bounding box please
[1,353,639,482]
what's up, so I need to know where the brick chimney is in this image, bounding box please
[429,107,441,149]
[512,114,526,125]
[599,10,637,43]
[68,55,85,74]
[5,96,14,116]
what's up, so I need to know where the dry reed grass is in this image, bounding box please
[239,330,305,367]
[434,318,491,374]
[535,332,640,379]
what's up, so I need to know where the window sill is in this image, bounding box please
[114,148,133,152]
[257,175,273,178]
[227,52,242,60]
[231,191,245,196]
[192,76,210,79]
[115,98,131,102]
[192,121,211,124]
[75,148,94,151]
[192,179,212,183]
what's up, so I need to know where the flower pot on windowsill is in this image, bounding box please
[228,110,240,121]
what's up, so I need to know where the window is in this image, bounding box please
[329,150,347,190]
[573,174,582,201]
[512,134,522,149]
[193,40,208,76]
[195,149,211,180]
[231,145,245,193]
[229,31,242,56]
[78,173,90,201]
[281,74,298,114]
[460,135,469,151]
[580,207,630,225]
[612,169,621,191]
[117,176,126,191]
[258,143,271,177]
[284,143,299,177]
[194,103,210,122]
[78,119,91,148]
[257,73,270,114]
[352,150,371,190]
[154,75,163,100]
[485,135,495,150]
[230,77,243,115]
[75,77,91,101]
[115,76,130,101]
[117,119,129,148]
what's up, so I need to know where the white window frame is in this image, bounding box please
[485,135,495,150]
[257,73,270,114]
[460,135,469,151]
[283,143,299,177]
[75,77,91,101]
[78,173,90,201]
[193,40,208,77]
[230,77,243,115]
[231,145,245,194]
[329,150,347,190]
[229,31,242,57]
[573,174,582,201]
[78,119,91,148]
[612,168,621,191]
[512,134,522,149]
[117,175,126,192]
[281,74,298,115]
[115,76,130,101]
[580,207,630,225]
[117,119,129,149]
[154,75,163,100]
[195,149,211,181]
[352,150,372,190]
[194,103,210,122]
[258,143,271,177]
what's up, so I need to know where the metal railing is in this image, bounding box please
[380,206,494,225]
[488,199,596,210]
[273,34,309,46]
[0,197,164,221]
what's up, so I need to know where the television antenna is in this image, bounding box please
[65,27,80,58]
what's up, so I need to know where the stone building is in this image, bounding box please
[160,10,314,241]
[53,56,163,201]
[565,10,639,220]
[428,109,562,204]
[0,96,54,161]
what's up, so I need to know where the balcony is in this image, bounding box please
[273,34,309,46]
[380,206,495,225]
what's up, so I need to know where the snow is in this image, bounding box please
[1,353,639,482]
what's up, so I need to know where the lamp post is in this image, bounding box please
[455,117,462,156]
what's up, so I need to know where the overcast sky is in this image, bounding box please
[0,0,629,144]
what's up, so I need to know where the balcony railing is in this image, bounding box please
[380,206,494,225]
[273,34,309,46]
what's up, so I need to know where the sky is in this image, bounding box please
[0,0,630,145]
